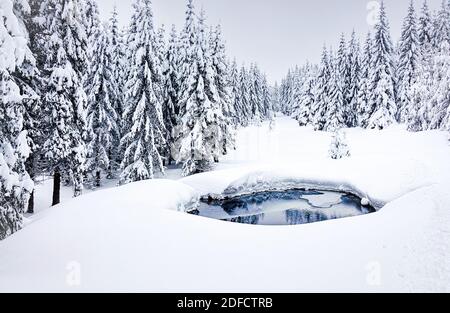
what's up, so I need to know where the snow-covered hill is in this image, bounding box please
[0,116,449,292]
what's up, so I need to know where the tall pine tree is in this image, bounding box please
[86,22,119,186]
[367,1,397,129]
[38,0,89,203]
[120,0,166,184]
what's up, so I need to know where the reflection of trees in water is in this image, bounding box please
[285,210,332,225]
[225,214,264,225]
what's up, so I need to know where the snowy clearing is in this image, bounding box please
[0,116,449,292]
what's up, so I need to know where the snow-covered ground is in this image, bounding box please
[1,116,449,292]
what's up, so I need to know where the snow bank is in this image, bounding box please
[0,117,449,292]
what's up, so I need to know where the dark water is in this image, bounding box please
[189,189,375,226]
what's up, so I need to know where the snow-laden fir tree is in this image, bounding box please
[432,1,450,50]
[107,6,126,173]
[210,24,235,156]
[162,25,181,164]
[418,0,433,53]
[85,22,119,187]
[429,41,450,130]
[119,0,166,184]
[228,58,241,125]
[12,0,41,214]
[293,63,316,127]
[173,8,227,176]
[346,31,361,127]
[0,0,35,239]
[272,82,281,113]
[83,0,100,45]
[367,1,397,129]
[37,0,89,204]
[238,65,252,126]
[397,1,420,123]
[249,64,263,123]
[356,32,374,128]
[324,36,347,132]
[261,74,273,121]
[310,46,331,131]
[329,130,351,160]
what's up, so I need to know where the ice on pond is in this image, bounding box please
[189,189,375,226]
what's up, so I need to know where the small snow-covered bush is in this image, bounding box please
[329,130,351,160]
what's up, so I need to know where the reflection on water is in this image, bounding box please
[189,189,375,226]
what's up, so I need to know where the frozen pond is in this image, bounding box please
[189,189,375,226]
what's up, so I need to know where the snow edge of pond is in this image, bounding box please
[180,170,390,211]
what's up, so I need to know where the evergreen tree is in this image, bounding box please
[272,82,281,113]
[367,1,397,129]
[325,36,347,132]
[0,0,34,238]
[329,130,351,160]
[119,0,166,184]
[356,32,373,128]
[14,0,41,214]
[432,1,450,50]
[397,1,420,123]
[210,24,235,155]
[429,41,450,130]
[84,0,100,45]
[418,0,433,52]
[108,6,126,173]
[85,22,119,187]
[249,64,263,123]
[293,64,316,127]
[346,31,361,127]
[162,25,181,164]
[228,58,241,125]
[238,65,252,126]
[173,7,226,176]
[38,0,89,203]
[310,46,331,131]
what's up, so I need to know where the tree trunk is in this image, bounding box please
[27,190,34,214]
[52,170,61,206]
[26,155,35,214]
[95,171,101,188]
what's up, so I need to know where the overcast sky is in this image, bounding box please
[96,0,442,83]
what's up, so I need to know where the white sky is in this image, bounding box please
[96,0,443,83]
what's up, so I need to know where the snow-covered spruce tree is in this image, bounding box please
[119,0,166,184]
[261,74,273,121]
[12,0,42,214]
[249,64,264,124]
[310,46,332,131]
[162,25,181,164]
[85,23,119,187]
[238,65,252,126]
[432,1,450,51]
[329,130,351,160]
[272,82,281,113]
[293,63,316,127]
[37,0,89,204]
[83,0,100,46]
[173,8,226,176]
[0,0,35,238]
[107,6,126,173]
[418,0,433,53]
[397,1,420,123]
[346,31,361,127]
[228,58,242,125]
[324,36,347,132]
[429,41,450,130]
[210,24,235,156]
[356,32,374,128]
[367,1,397,130]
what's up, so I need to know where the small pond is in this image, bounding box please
[188,189,375,226]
